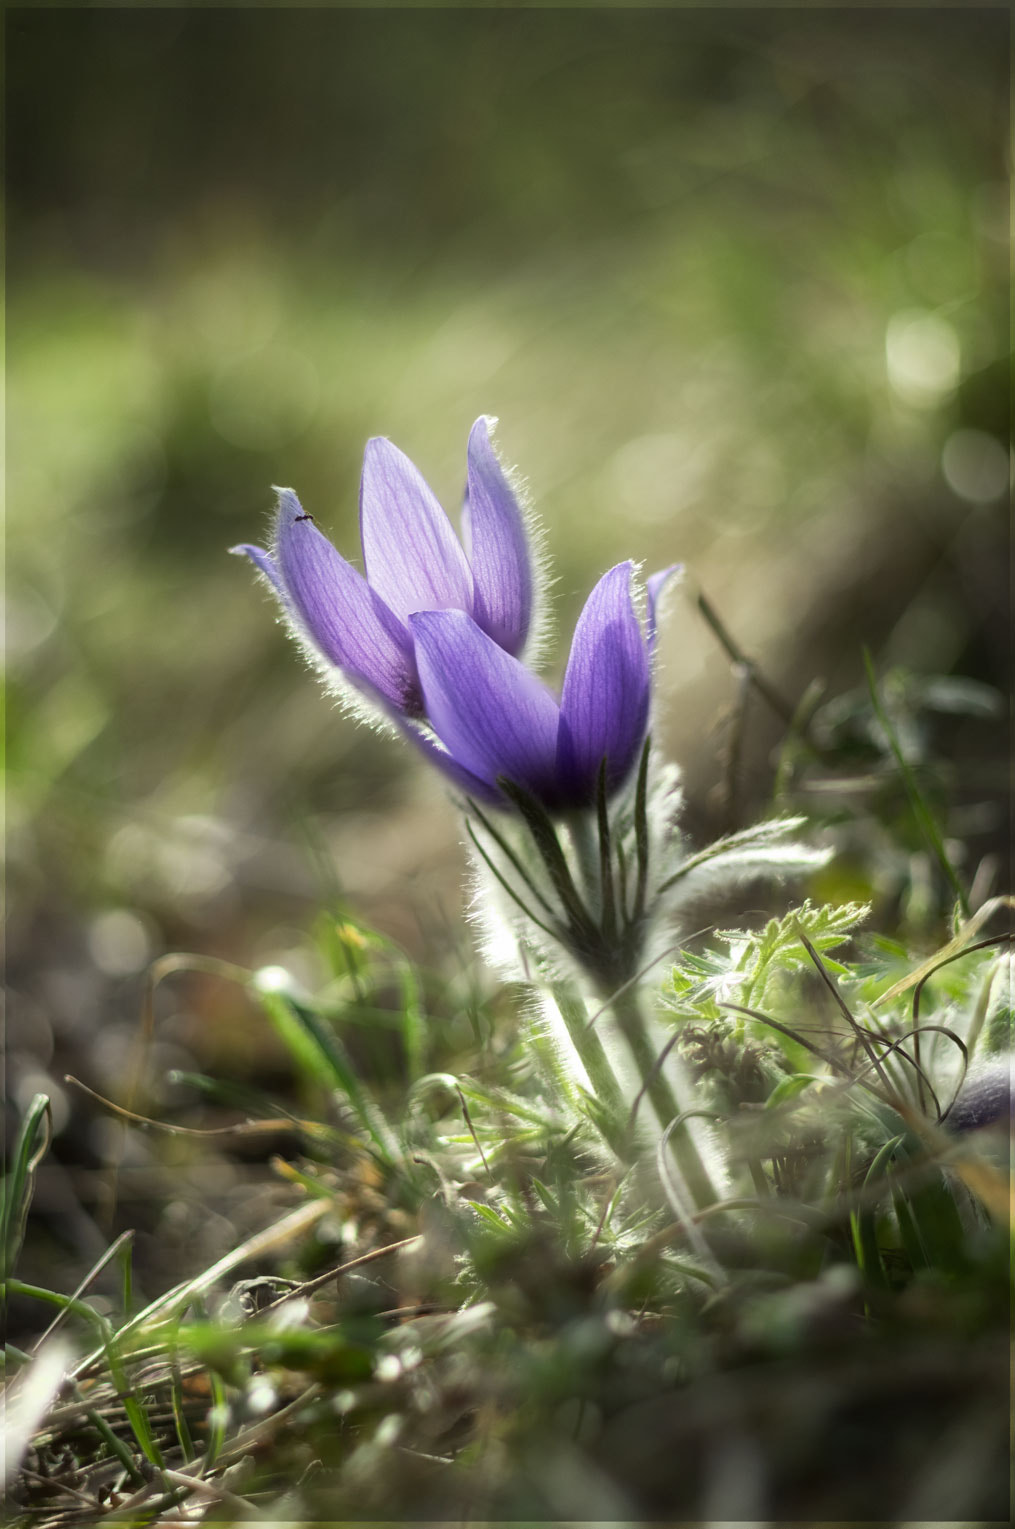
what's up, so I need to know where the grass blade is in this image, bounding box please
[864,649,969,917]
[256,988,401,1166]
[1,1094,52,1279]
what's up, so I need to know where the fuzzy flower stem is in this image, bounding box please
[566,814,601,909]
[632,737,651,923]
[559,793,718,1210]
[550,981,627,1139]
[604,985,717,1211]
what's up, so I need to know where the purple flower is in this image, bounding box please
[231,418,532,717]
[402,561,678,810]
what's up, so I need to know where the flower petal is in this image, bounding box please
[274,488,419,713]
[390,713,502,805]
[461,417,532,656]
[359,437,473,622]
[230,542,287,603]
[409,610,561,797]
[646,563,683,652]
[557,562,650,801]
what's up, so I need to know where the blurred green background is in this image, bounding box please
[6,7,1009,1231]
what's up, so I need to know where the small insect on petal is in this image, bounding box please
[273,489,419,712]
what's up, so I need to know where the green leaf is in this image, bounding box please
[722,897,871,1008]
[1,1094,51,1279]
[466,1202,513,1234]
[256,989,400,1166]
[763,1073,824,1108]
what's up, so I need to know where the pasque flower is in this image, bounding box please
[232,416,824,1217]
[403,561,677,810]
[232,417,533,717]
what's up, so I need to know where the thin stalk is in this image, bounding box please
[863,649,969,917]
[608,985,716,1210]
[796,925,893,1093]
[566,814,601,910]
[465,821,562,943]
[615,838,630,926]
[595,760,618,944]
[632,737,651,922]
[549,982,626,1135]
[696,586,802,736]
[497,777,600,947]
[714,660,752,835]
[466,801,559,921]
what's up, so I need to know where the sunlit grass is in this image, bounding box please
[4,885,1010,1522]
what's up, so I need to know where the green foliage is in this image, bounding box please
[6,897,1010,1523]
[731,896,870,1007]
[5,9,1009,1522]
[1,1094,51,1281]
[665,896,869,1021]
[775,665,1006,930]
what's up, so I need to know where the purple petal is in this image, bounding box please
[388,713,502,805]
[231,542,287,603]
[359,437,473,622]
[461,417,532,656]
[646,563,683,652]
[557,562,650,801]
[274,488,419,713]
[409,610,561,797]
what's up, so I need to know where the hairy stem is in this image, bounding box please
[608,985,717,1210]
[550,981,627,1146]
